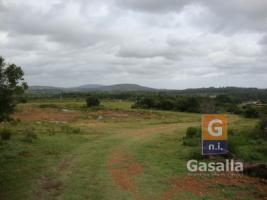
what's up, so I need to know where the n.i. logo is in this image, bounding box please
[202,114,228,155]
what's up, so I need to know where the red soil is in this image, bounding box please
[13,108,80,122]
[161,173,267,200]
[107,147,144,194]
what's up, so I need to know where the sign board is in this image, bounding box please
[202,114,228,155]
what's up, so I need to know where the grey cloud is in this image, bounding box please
[116,0,267,33]
[0,0,118,47]
[0,0,266,88]
[115,0,192,13]
[260,35,267,45]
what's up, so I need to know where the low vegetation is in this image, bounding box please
[182,118,267,164]
[0,99,266,200]
[86,95,100,107]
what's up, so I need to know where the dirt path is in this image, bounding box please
[107,146,144,194]
[106,123,181,199]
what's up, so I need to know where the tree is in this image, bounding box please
[132,97,155,109]
[86,96,100,107]
[0,56,28,122]
[175,97,200,113]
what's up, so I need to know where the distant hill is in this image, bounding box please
[93,84,155,91]
[75,84,104,89]
[28,86,64,94]
[28,84,155,93]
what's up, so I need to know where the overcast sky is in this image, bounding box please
[0,0,267,89]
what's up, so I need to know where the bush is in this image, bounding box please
[185,127,201,138]
[86,96,100,107]
[243,106,259,118]
[0,128,12,140]
[71,128,81,134]
[61,125,81,134]
[132,97,155,109]
[22,129,37,143]
[259,116,267,130]
[183,127,201,147]
[39,104,59,109]
[174,97,200,113]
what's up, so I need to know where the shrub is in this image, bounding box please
[61,125,81,134]
[243,106,259,118]
[183,127,201,147]
[22,129,37,143]
[71,128,81,134]
[0,128,12,140]
[39,104,59,109]
[132,97,155,109]
[259,116,267,130]
[86,96,100,107]
[185,127,201,138]
[174,97,200,113]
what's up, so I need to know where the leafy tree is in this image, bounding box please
[86,95,100,107]
[132,97,155,109]
[0,56,28,122]
[175,97,200,113]
[157,98,174,110]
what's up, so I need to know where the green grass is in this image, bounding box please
[1,99,266,200]
[102,100,133,110]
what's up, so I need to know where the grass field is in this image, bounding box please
[0,99,266,200]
